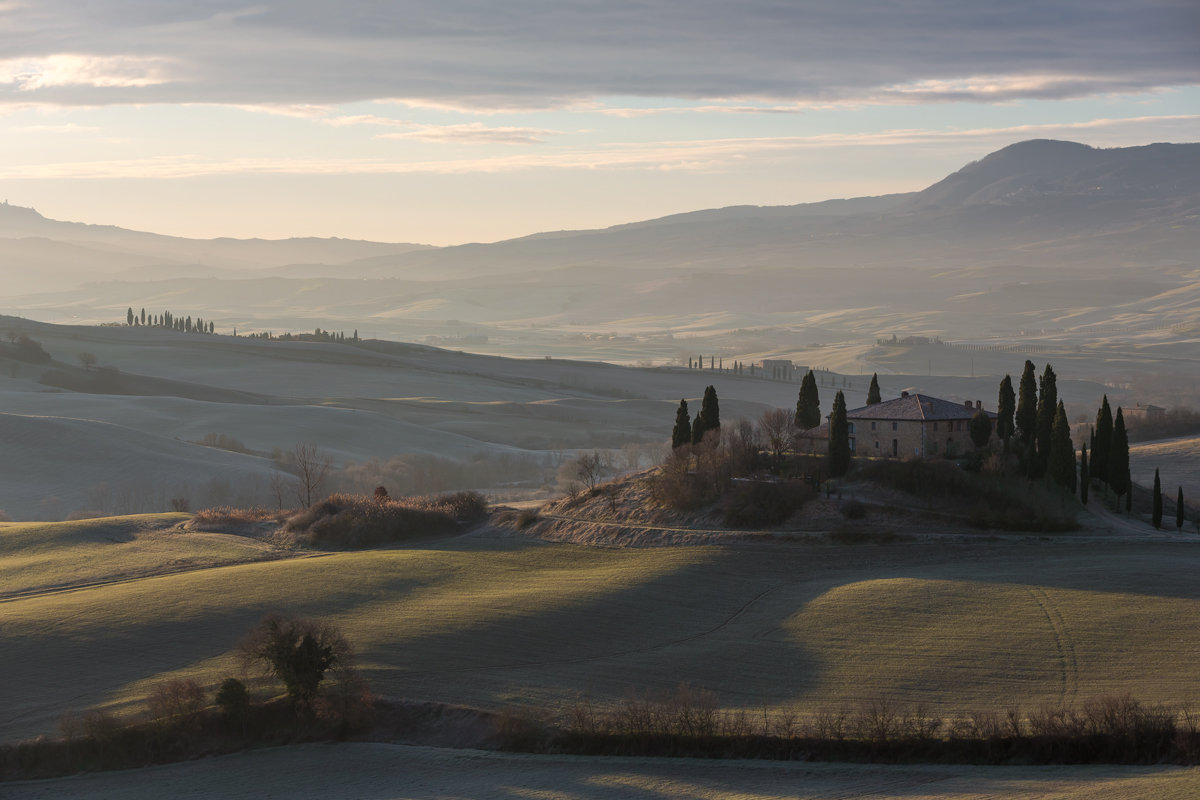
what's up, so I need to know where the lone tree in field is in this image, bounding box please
[969,409,993,450]
[1048,400,1074,492]
[78,351,97,371]
[828,390,850,478]
[1108,408,1130,508]
[292,442,333,508]
[671,399,692,449]
[866,373,882,406]
[1152,469,1163,529]
[238,614,351,708]
[795,370,821,430]
[574,451,605,492]
[1079,443,1089,504]
[1178,487,1186,532]
[1093,395,1113,485]
[126,307,134,326]
[1034,363,1058,478]
[996,374,1016,443]
[1015,360,1038,452]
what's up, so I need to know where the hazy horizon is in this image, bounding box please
[1,1,1197,245]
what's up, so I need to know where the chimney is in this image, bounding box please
[964,400,972,409]
[901,391,909,398]
[976,400,982,410]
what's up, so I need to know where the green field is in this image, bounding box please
[5,514,1200,746]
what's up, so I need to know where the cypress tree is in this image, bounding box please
[1178,487,1185,532]
[1079,443,1089,504]
[691,412,705,446]
[866,373,882,405]
[828,390,850,477]
[1048,400,1074,491]
[1108,407,1130,505]
[1093,396,1113,485]
[969,410,993,450]
[699,385,720,433]
[1015,360,1038,449]
[671,399,691,449]
[140,307,146,325]
[795,370,821,430]
[996,374,1016,441]
[1034,364,1058,478]
[1152,468,1163,529]
[1126,475,1132,513]
[126,307,134,326]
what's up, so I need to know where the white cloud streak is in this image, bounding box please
[4,115,1194,181]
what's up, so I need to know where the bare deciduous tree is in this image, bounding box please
[758,408,797,466]
[268,470,291,511]
[292,442,333,508]
[574,451,606,492]
[78,351,97,371]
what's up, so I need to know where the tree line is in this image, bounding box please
[126,307,215,335]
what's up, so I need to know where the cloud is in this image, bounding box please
[376,123,562,145]
[0,54,174,91]
[0,1,1194,108]
[3,114,1194,181]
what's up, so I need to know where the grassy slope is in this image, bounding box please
[7,742,1200,800]
[5,515,1200,746]
[1131,436,1200,511]
[0,514,279,598]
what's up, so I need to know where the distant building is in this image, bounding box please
[761,359,806,381]
[1121,403,1166,424]
[796,391,996,459]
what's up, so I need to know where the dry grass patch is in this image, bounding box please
[0,513,281,599]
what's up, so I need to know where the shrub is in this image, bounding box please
[194,506,280,525]
[215,678,250,726]
[237,613,354,708]
[283,491,487,549]
[856,459,1077,532]
[721,480,815,527]
[840,498,867,519]
[147,679,206,729]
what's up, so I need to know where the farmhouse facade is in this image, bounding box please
[797,391,997,459]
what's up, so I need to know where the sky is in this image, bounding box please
[0,0,1197,245]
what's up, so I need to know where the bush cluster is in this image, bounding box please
[720,480,815,527]
[551,689,1200,765]
[856,460,1077,531]
[283,491,488,548]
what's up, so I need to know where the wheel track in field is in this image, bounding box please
[1026,586,1079,704]
[401,580,791,679]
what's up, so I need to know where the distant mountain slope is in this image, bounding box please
[0,202,433,277]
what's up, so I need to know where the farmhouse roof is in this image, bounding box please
[846,393,996,422]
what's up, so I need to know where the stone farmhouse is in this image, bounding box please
[798,391,997,459]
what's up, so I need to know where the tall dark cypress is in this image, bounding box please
[1079,443,1089,504]
[866,373,882,406]
[1178,487,1186,532]
[671,399,691,449]
[795,370,821,430]
[996,374,1016,441]
[1108,407,1130,503]
[1093,396,1113,485]
[1048,400,1074,491]
[828,390,850,477]
[691,412,705,446]
[699,385,720,433]
[1015,360,1038,448]
[1152,468,1163,529]
[1034,364,1058,478]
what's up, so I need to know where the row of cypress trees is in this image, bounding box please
[671,386,721,449]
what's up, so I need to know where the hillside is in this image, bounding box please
[3,140,1197,385]
[5,512,1200,754]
